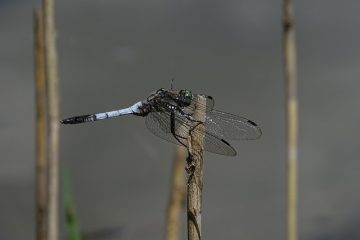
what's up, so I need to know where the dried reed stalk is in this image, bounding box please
[186,95,206,240]
[282,1,299,240]
[34,9,48,240]
[42,0,60,239]
[166,146,186,240]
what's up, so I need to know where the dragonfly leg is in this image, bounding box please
[172,107,205,148]
[177,105,204,134]
[171,110,205,150]
[189,122,202,132]
[170,111,188,148]
[174,134,187,148]
[188,120,204,140]
[173,107,194,122]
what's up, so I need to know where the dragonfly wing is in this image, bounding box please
[145,111,189,147]
[145,111,237,156]
[198,130,236,156]
[194,94,215,112]
[180,94,215,114]
[205,110,262,140]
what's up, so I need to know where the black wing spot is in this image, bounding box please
[220,138,231,146]
[219,139,236,156]
[207,96,213,100]
[247,120,258,126]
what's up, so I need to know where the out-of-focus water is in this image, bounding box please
[1,0,360,239]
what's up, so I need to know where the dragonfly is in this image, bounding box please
[61,88,262,156]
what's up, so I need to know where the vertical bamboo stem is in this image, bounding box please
[186,95,206,240]
[34,9,48,240]
[42,0,60,239]
[282,1,299,240]
[166,146,186,240]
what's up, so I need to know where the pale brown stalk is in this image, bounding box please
[282,1,299,240]
[34,9,48,240]
[165,146,186,240]
[42,0,60,239]
[186,95,206,240]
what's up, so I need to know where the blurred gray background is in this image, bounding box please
[1,0,360,239]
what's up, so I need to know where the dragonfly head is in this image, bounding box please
[177,89,193,107]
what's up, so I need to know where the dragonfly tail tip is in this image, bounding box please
[60,118,72,124]
[60,115,93,124]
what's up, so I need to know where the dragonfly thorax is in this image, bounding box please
[176,90,193,108]
[147,88,193,111]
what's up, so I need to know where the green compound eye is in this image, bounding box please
[182,90,192,98]
[178,90,192,107]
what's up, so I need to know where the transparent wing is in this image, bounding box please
[145,111,189,147]
[145,111,236,156]
[190,94,215,113]
[205,110,262,140]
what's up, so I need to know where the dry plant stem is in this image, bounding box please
[34,9,48,240]
[186,95,206,240]
[166,146,187,240]
[42,0,60,239]
[283,1,299,240]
